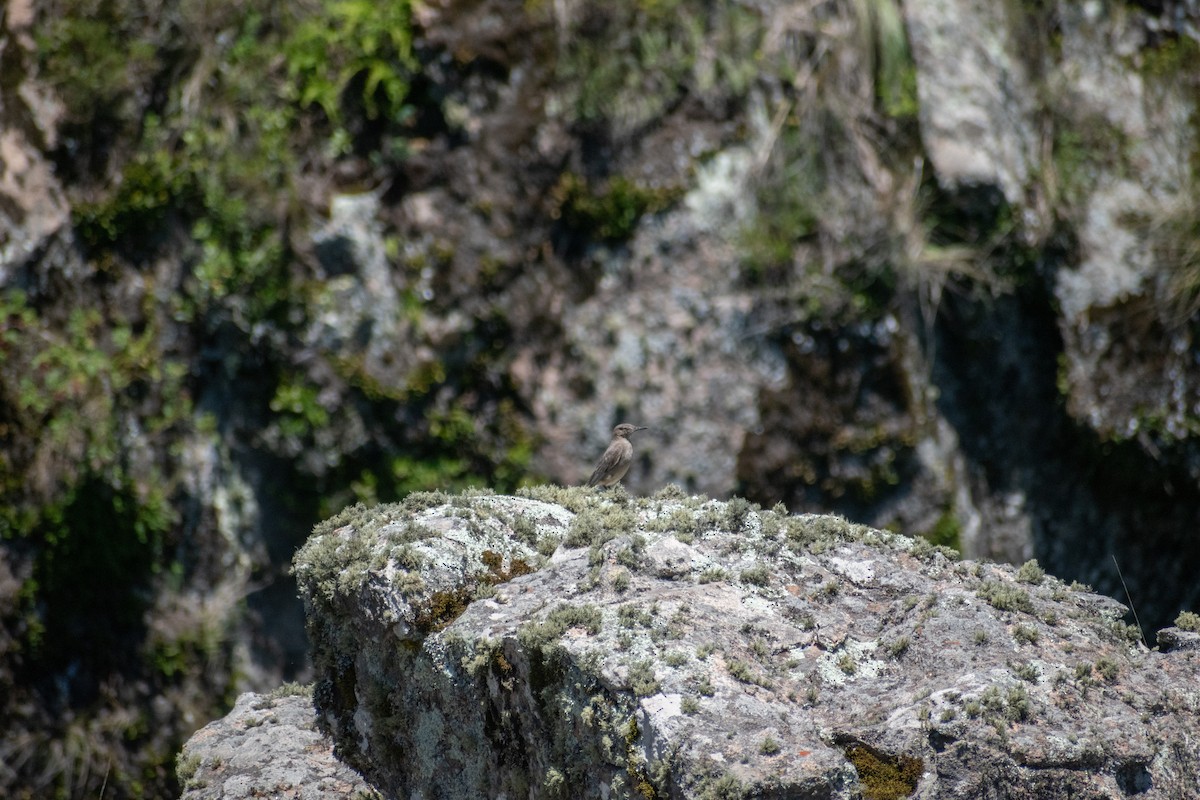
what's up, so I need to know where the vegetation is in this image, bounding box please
[977,580,1035,615]
[1015,559,1045,585]
[552,173,683,242]
[843,744,922,800]
[1176,611,1200,632]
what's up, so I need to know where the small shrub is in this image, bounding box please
[564,509,607,548]
[1011,662,1039,683]
[886,636,910,658]
[1175,610,1200,632]
[1095,657,1120,683]
[1015,559,1045,585]
[722,496,755,531]
[612,569,632,593]
[628,660,660,697]
[1005,685,1031,721]
[664,650,689,667]
[977,580,1034,614]
[1012,625,1040,645]
[739,564,771,587]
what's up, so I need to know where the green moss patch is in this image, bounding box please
[414,588,474,633]
[843,744,922,800]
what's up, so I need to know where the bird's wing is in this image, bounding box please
[587,443,624,487]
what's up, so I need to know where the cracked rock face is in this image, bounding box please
[293,489,1200,799]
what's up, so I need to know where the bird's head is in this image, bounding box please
[613,423,648,438]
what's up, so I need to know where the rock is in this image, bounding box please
[1156,626,1200,653]
[1049,1,1200,456]
[177,687,378,800]
[905,0,1038,205]
[292,489,1200,798]
[0,1,74,285]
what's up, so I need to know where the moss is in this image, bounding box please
[481,550,536,584]
[414,588,474,633]
[843,744,922,800]
[552,172,683,242]
[738,122,822,284]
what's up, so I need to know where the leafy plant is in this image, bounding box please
[285,0,417,125]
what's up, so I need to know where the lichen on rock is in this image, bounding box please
[291,489,1200,798]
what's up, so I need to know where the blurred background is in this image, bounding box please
[2,0,1198,796]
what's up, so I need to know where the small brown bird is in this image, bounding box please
[586,423,648,488]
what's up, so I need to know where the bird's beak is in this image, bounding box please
[635,426,649,432]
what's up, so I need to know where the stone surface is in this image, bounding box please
[905,0,1038,205]
[177,689,378,800]
[1048,1,1200,454]
[292,490,1200,798]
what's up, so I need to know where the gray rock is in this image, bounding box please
[905,0,1038,204]
[0,0,73,283]
[292,490,1200,798]
[177,688,378,800]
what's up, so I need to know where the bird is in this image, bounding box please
[586,423,648,488]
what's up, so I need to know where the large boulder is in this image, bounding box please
[176,687,378,800]
[289,489,1200,798]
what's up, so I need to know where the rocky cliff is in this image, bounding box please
[272,490,1200,798]
[3,0,1200,796]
